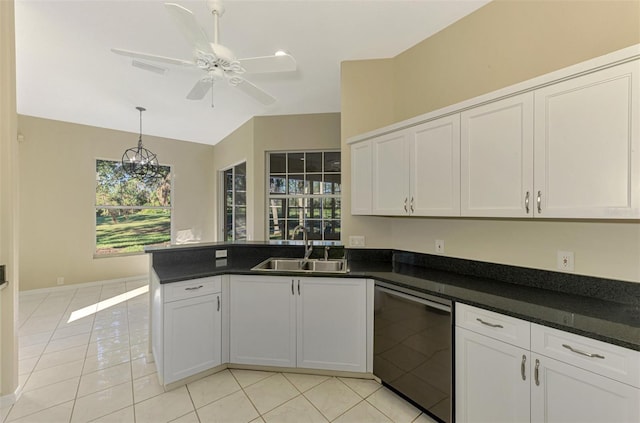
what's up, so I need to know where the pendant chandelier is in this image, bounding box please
[122,106,160,180]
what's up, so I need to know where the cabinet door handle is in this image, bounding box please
[562,344,605,359]
[404,197,408,213]
[534,359,540,386]
[525,191,530,214]
[297,280,300,295]
[217,295,220,311]
[185,285,203,291]
[291,280,294,295]
[537,191,542,213]
[410,197,414,213]
[476,318,504,328]
[521,354,527,380]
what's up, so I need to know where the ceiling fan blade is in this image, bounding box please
[164,3,213,54]
[239,54,297,74]
[233,79,276,105]
[187,79,212,100]
[132,60,167,75]
[111,48,194,67]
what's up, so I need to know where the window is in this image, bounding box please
[267,151,341,241]
[95,159,171,255]
[222,162,247,241]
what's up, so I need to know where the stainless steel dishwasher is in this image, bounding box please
[374,285,452,423]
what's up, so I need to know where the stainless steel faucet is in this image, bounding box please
[292,224,313,260]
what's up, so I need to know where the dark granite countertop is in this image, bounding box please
[148,244,640,351]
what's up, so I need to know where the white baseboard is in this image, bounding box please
[20,274,148,296]
[0,383,22,408]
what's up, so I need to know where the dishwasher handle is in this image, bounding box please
[376,286,451,313]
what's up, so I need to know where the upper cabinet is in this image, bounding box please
[349,48,639,220]
[350,140,373,215]
[461,93,534,217]
[533,61,639,218]
[370,114,461,216]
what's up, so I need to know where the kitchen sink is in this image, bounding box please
[251,258,348,274]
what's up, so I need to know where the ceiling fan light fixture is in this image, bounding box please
[121,107,161,181]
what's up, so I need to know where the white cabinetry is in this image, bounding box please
[371,131,410,215]
[351,139,373,215]
[460,93,534,217]
[533,61,639,218]
[530,323,640,423]
[456,303,640,423]
[369,114,461,216]
[349,51,639,219]
[151,275,223,385]
[461,61,639,218]
[230,275,370,372]
[229,275,296,367]
[455,303,531,423]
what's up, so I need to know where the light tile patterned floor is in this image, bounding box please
[2,279,438,423]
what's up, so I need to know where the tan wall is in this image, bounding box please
[394,0,640,123]
[213,113,341,241]
[0,0,18,397]
[340,59,395,248]
[17,116,216,291]
[341,0,640,282]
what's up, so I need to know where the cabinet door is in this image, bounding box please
[163,293,221,384]
[461,93,534,217]
[372,130,411,215]
[351,140,372,215]
[229,275,296,367]
[534,61,640,218]
[455,327,530,423]
[297,278,367,372]
[410,115,461,216]
[531,353,640,423]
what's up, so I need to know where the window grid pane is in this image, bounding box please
[266,151,341,242]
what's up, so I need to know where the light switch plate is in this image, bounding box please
[349,236,365,247]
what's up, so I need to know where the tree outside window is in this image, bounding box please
[95,159,171,255]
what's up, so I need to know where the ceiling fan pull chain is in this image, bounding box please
[211,79,215,108]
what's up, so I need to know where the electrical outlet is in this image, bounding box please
[56,277,64,285]
[435,240,445,254]
[557,251,574,272]
[349,235,365,247]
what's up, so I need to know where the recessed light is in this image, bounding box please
[275,50,288,57]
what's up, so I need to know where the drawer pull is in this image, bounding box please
[184,285,203,291]
[476,318,504,328]
[535,359,540,386]
[521,354,526,381]
[525,191,530,214]
[562,343,605,359]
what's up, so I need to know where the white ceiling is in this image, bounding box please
[14,0,490,146]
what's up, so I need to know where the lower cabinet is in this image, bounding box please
[230,275,370,373]
[164,293,221,383]
[455,327,530,423]
[151,274,223,385]
[456,303,640,423]
[530,352,640,423]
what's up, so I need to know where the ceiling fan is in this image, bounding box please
[112,0,296,105]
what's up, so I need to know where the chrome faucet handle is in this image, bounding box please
[324,246,330,260]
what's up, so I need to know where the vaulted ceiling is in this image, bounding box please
[15,0,490,145]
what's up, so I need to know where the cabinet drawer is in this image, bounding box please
[531,323,640,388]
[163,276,221,303]
[456,303,530,349]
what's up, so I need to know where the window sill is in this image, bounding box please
[93,251,147,259]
